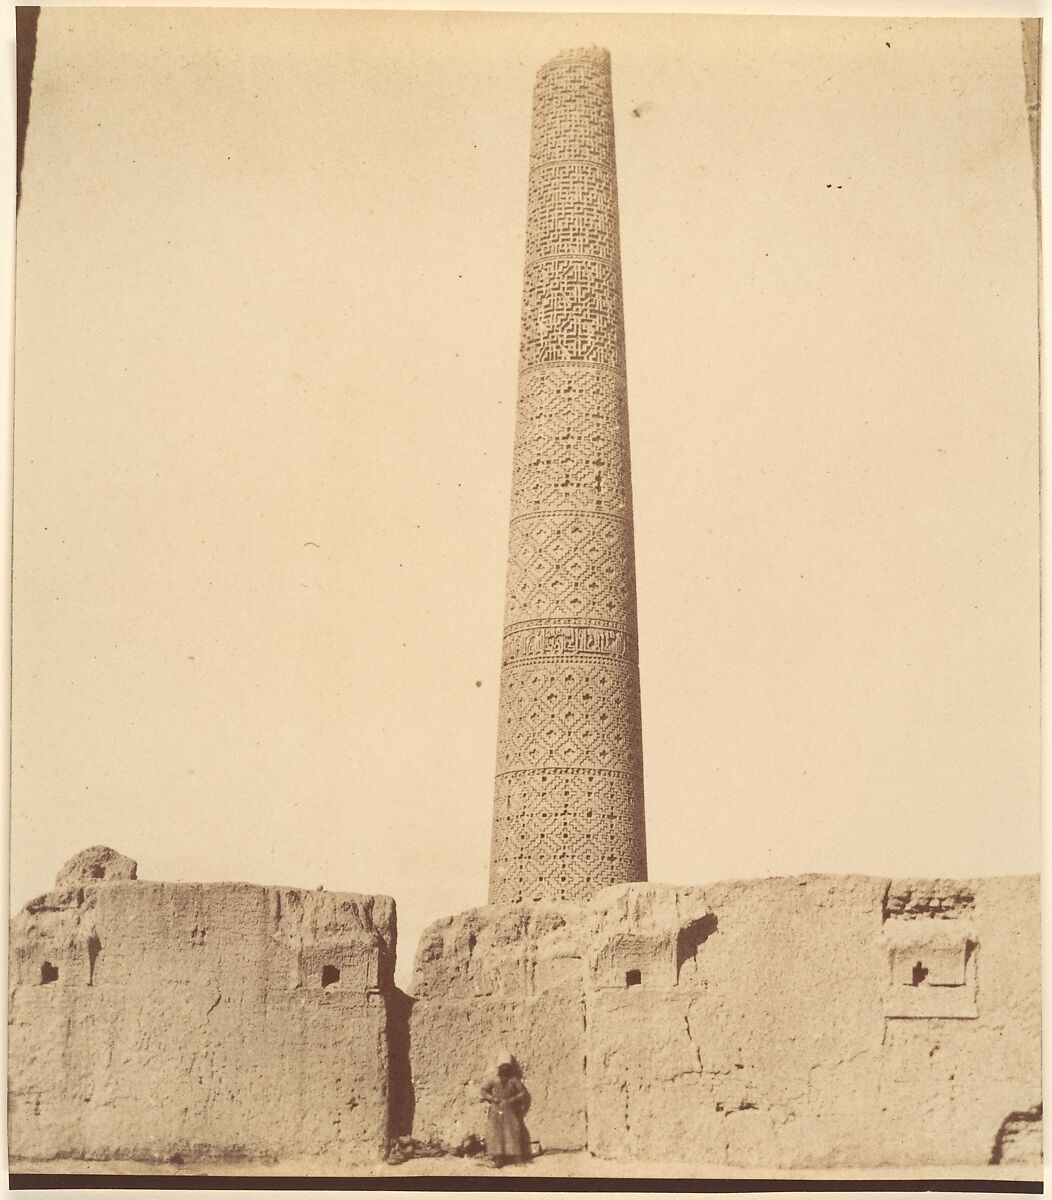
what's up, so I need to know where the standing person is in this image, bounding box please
[480,1050,531,1168]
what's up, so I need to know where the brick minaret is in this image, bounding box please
[489,47,647,904]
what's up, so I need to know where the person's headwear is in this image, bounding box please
[495,1048,514,1068]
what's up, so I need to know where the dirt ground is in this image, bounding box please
[10,1151,1042,1184]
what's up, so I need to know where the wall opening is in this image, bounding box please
[87,933,102,986]
[40,962,58,985]
[911,961,929,986]
[321,965,340,988]
[625,969,641,987]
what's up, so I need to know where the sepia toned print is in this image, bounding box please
[492,47,647,906]
[8,9,1040,1183]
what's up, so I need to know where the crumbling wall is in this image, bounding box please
[585,874,1041,1168]
[408,903,589,1152]
[10,856,1039,1171]
[8,848,396,1167]
[409,874,1040,1169]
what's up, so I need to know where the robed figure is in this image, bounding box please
[480,1050,531,1166]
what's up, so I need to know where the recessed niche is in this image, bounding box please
[884,937,978,1019]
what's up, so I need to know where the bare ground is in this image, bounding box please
[10,1152,1042,1183]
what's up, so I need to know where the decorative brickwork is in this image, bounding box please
[489,48,646,904]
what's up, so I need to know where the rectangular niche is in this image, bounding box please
[296,944,380,996]
[883,934,978,1019]
[589,933,678,990]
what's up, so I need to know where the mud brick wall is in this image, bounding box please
[410,875,1040,1169]
[10,856,1039,1170]
[408,904,588,1152]
[585,876,1040,1168]
[9,852,396,1167]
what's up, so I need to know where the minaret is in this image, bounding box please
[489,47,647,905]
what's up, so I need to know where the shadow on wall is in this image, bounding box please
[9,856,1042,1172]
[677,912,718,974]
[387,988,416,1138]
[989,1103,1042,1166]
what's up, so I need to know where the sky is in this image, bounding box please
[12,10,1039,988]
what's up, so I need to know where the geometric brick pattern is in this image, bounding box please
[510,366,632,516]
[504,512,638,626]
[528,52,617,170]
[521,259,625,370]
[525,163,621,264]
[490,47,647,904]
[496,660,642,774]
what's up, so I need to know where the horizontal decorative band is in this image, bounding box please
[502,623,636,664]
[499,650,640,662]
[529,157,616,172]
[503,616,634,634]
[528,157,615,170]
[518,360,626,380]
[523,252,620,269]
[507,507,633,526]
[498,658,640,673]
[495,767,642,780]
[517,360,626,374]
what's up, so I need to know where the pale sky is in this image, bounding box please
[12,10,1039,987]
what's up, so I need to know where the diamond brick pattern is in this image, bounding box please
[504,512,637,627]
[510,366,632,518]
[491,769,647,904]
[490,47,646,905]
